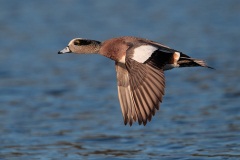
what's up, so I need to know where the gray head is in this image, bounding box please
[58,38,101,54]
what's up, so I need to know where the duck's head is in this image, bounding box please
[58,38,101,54]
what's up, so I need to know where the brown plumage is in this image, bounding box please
[58,36,213,126]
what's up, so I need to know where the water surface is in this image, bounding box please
[0,0,240,159]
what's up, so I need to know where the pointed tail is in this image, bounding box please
[177,53,214,69]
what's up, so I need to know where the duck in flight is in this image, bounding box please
[58,36,213,126]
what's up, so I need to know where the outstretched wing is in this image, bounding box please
[115,63,137,125]
[115,44,167,125]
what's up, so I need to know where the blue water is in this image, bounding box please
[0,0,240,159]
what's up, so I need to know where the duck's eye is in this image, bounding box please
[74,40,81,46]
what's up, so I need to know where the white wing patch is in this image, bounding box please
[132,45,158,63]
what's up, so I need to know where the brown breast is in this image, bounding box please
[99,37,139,61]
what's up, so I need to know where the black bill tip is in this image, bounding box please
[58,46,71,54]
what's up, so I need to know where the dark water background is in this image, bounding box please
[0,0,240,159]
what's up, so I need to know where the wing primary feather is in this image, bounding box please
[137,85,153,122]
[132,88,147,124]
[141,84,156,120]
[133,88,149,125]
[118,86,128,125]
[146,67,165,99]
[141,81,158,112]
[135,87,151,116]
[140,82,156,116]
[127,86,138,122]
[146,73,164,103]
[124,87,132,125]
[147,66,165,89]
[130,87,143,125]
[124,87,133,125]
[145,79,161,110]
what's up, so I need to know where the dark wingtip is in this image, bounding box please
[129,121,133,126]
[143,121,147,126]
[124,119,128,125]
[138,120,142,125]
[148,115,152,122]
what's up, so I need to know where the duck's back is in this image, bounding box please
[99,36,154,62]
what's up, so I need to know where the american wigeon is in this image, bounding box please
[58,36,213,126]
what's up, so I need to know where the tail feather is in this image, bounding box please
[178,56,214,69]
[193,59,214,69]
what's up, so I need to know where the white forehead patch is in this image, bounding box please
[68,38,83,45]
[132,45,158,63]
